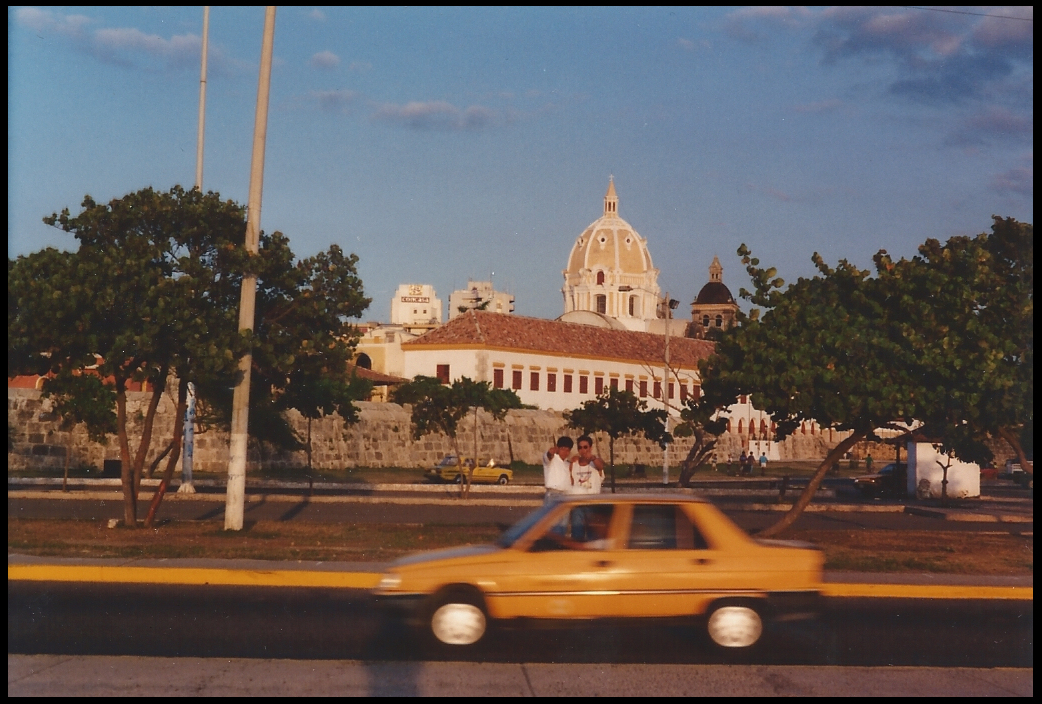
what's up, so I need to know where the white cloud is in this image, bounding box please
[992,165,1032,196]
[310,89,358,113]
[308,9,327,22]
[15,7,92,37]
[371,100,502,131]
[311,50,340,70]
[15,8,243,73]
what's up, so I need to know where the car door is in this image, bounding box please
[489,503,621,619]
[608,503,724,618]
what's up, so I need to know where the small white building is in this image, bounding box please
[390,283,442,329]
[907,442,981,499]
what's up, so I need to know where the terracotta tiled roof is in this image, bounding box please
[348,365,407,386]
[403,311,715,369]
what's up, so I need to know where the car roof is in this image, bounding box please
[554,493,710,505]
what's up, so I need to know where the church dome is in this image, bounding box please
[695,281,735,305]
[564,179,654,277]
[694,255,735,305]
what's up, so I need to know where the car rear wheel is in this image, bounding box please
[454,473,464,484]
[427,588,488,647]
[706,602,764,649]
[497,475,509,485]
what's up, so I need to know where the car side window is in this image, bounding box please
[628,505,709,550]
[531,505,614,551]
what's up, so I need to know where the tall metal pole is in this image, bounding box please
[179,6,210,496]
[662,293,671,485]
[225,6,276,531]
[195,6,210,190]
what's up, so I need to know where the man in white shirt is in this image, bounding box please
[542,436,573,503]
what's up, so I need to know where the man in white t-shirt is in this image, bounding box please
[542,436,573,503]
[569,434,605,494]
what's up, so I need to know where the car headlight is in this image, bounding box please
[377,573,402,590]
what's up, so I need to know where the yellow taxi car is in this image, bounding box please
[374,494,823,651]
[424,455,513,485]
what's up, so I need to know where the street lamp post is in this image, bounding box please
[662,293,679,485]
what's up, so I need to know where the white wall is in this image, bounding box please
[907,442,981,499]
[402,347,699,414]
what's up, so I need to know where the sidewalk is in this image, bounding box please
[9,476,1033,524]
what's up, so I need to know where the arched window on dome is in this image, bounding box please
[702,315,710,328]
[596,271,605,286]
[596,295,606,314]
[715,315,723,327]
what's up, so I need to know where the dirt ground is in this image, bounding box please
[7,518,1033,575]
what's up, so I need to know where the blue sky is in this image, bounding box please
[9,6,1033,322]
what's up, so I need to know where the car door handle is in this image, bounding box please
[594,560,613,568]
[692,558,713,566]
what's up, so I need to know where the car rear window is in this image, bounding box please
[628,505,709,550]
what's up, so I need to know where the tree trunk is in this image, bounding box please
[144,378,188,528]
[146,439,176,479]
[63,422,72,493]
[997,426,1033,477]
[758,430,865,537]
[133,375,166,492]
[609,436,616,493]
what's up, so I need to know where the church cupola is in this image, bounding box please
[603,176,618,217]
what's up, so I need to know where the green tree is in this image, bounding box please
[875,217,1033,477]
[9,186,371,528]
[698,246,922,536]
[40,371,118,491]
[393,376,522,498]
[564,387,670,493]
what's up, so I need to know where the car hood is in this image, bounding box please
[390,544,501,568]
[853,473,883,482]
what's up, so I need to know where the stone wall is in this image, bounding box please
[9,387,864,473]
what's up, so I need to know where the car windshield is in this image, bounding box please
[496,503,556,548]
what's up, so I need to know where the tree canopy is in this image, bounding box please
[9,185,371,526]
[694,217,1032,535]
[392,375,522,497]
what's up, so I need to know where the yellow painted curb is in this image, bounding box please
[8,564,380,589]
[822,583,1032,600]
[8,565,1031,600]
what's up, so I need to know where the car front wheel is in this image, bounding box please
[427,588,488,647]
[497,475,509,485]
[706,602,764,649]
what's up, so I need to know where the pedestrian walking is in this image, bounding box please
[759,452,768,476]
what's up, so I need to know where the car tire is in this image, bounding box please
[705,601,765,650]
[497,475,509,485]
[454,474,464,484]
[426,587,489,648]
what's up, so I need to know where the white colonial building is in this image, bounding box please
[401,310,714,413]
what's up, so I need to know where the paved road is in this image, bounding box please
[8,580,1033,668]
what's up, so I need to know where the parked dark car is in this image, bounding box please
[854,462,907,498]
